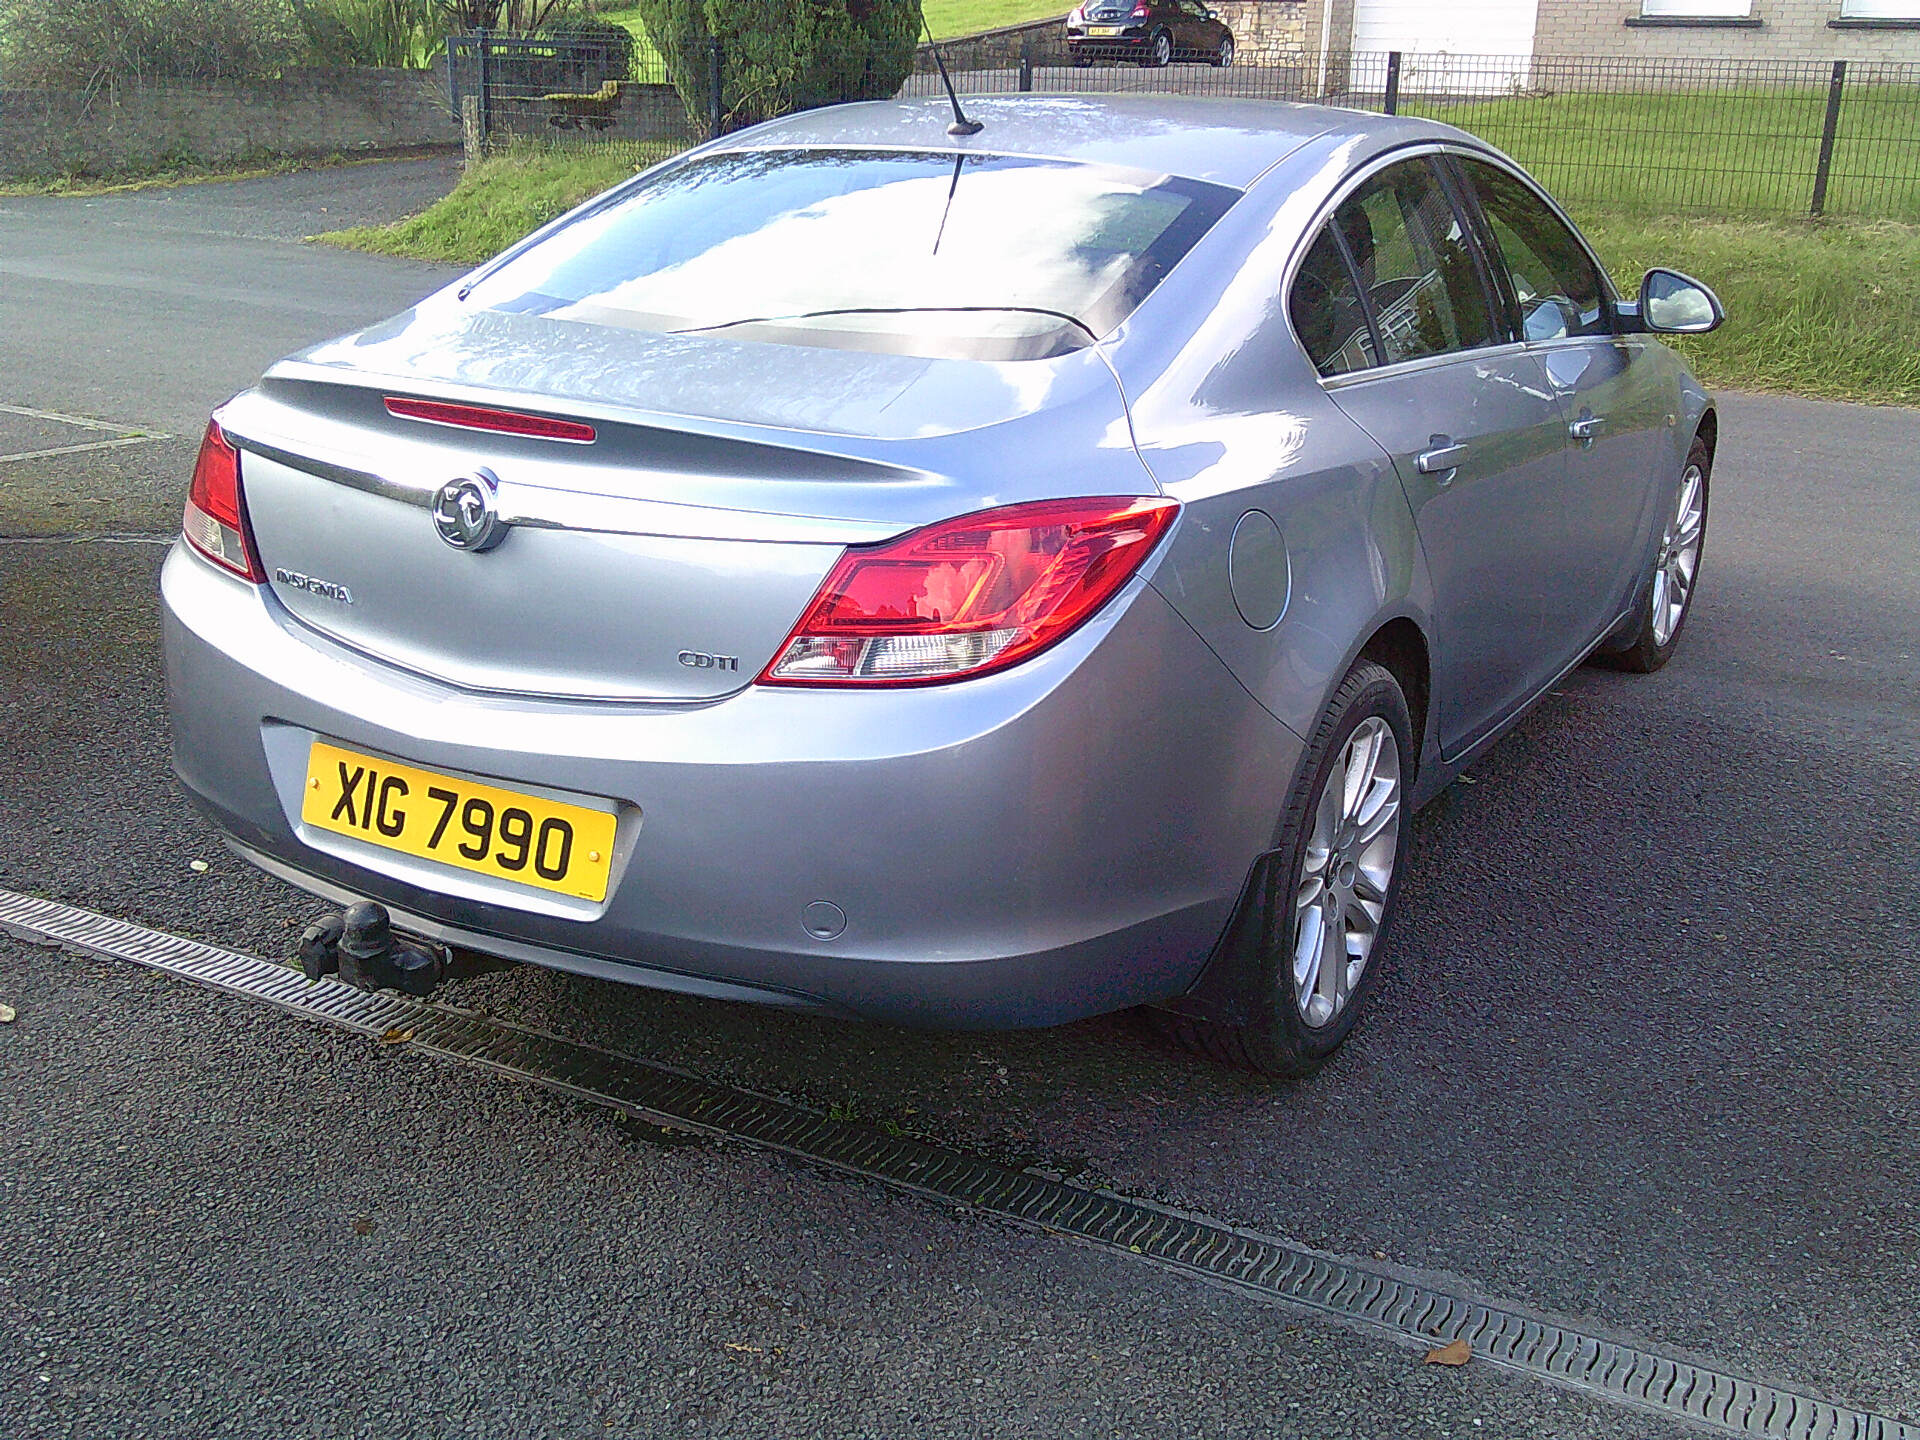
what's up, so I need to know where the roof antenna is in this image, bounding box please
[922,19,983,136]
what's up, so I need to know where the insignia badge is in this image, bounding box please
[432,470,506,552]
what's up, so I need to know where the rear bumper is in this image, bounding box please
[1067,31,1153,55]
[161,542,1301,1029]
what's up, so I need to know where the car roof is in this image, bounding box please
[717,95,1475,190]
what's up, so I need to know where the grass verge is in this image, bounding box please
[318,144,1920,406]
[319,141,685,264]
[920,0,1065,38]
[594,0,1063,46]
[0,145,455,199]
[1406,85,1920,221]
[1579,211,1920,406]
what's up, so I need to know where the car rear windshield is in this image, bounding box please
[460,147,1240,362]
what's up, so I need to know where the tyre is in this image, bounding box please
[1594,433,1710,674]
[1213,36,1234,68]
[1144,30,1172,67]
[1151,661,1414,1077]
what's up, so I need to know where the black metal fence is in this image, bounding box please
[449,28,1920,220]
[447,27,694,147]
[901,40,1920,220]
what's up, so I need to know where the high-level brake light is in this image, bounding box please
[384,396,597,444]
[759,496,1180,688]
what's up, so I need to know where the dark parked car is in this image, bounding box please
[1066,0,1233,67]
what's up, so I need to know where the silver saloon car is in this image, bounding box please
[162,96,1723,1075]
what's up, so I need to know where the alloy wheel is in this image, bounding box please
[1219,37,1234,67]
[1651,462,1705,647]
[1293,717,1401,1029]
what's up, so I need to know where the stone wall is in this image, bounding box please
[0,67,459,183]
[911,17,1063,72]
[1212,1,1311,64]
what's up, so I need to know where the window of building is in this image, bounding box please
[1838,1,1920,19]
[1637,1,1755,17]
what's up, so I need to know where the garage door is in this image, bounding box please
[1351,0,1539,93]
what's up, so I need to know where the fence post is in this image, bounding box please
[1383,51,1401,116]
[461,95,485,170]
[1019,42,1033,93]
[1811,59,1847,218]
[474,28,492,149]
[708,37,724,139]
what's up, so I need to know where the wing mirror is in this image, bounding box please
[1623,268,1725,335]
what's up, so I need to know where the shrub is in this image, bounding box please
[289,2,608,69]
[438,1,582,26]
[291,0,444,67]
[0,0,304,87]
[635,0,919,132]
[540,17,638,81]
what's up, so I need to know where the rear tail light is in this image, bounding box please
[759,495,1179,687]
[1130,4,1150,16]
[182,418,263,582]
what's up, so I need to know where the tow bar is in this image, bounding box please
[296,901,449,997]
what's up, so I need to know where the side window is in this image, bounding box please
[1458,159,1609,343]
[1332,159,1500,367]
[1289,225,1377,377]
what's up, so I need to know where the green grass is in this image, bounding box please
[319,140,685,263]
[318,145,1920,406]
[583,5,666,70]
[1407,86,1920,221]
[0,145,452,199]
[1577,211,1920,405]
[593,0,1061,48]
[919,0,1064,38]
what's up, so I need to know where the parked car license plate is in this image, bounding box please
[1090,24,1123,34]
[301,740,618,902]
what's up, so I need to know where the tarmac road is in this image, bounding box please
[0,155,462,538]
[2,160,1916,1440]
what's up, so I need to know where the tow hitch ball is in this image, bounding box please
[296,901,448,996]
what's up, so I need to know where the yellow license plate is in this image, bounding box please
[1090,24,1122,34]
[301,740,618,902]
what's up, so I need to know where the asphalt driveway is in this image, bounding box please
[1,161,1915,1440]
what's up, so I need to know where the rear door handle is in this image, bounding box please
[1416,441,1468,476]
[1569,414,1607,443]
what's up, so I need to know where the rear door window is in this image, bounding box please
[1290,225,1379,377]
[1327,158,1501,368]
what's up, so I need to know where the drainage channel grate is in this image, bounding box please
[4,887,1912,1440]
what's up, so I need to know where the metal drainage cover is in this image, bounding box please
[3,886,1913,1440]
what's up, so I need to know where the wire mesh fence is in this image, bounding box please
[449,28,1920,221]
[1386,54,1920,220]
[446,27,697,149]
[899,38,1920,220]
